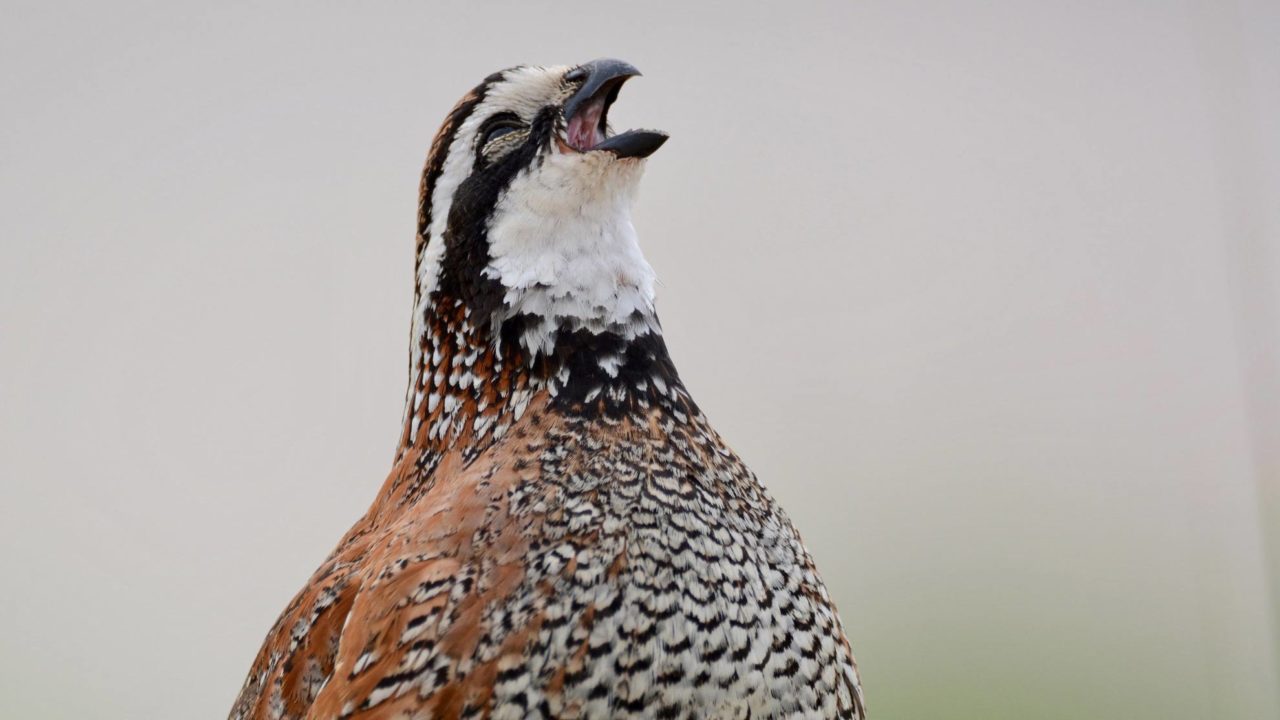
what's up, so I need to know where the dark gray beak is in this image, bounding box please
[563,58,668,159]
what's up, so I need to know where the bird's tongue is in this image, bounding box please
[567,95,606,151]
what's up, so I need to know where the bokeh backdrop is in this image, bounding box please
[3,1,1278,718]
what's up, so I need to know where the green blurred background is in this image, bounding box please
[3,1,1277,717]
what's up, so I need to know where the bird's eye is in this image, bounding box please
[481,121,523,148]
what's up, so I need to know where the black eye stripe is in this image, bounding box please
[439,106,560,316]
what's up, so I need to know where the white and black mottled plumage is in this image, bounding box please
[230,59,865,720]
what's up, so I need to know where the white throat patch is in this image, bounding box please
[483,150,659,357]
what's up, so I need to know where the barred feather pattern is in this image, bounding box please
[230,391,863,719]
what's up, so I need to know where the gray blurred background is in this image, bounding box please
[3,1,1278,718]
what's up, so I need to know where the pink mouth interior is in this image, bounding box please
[566,94,607,151]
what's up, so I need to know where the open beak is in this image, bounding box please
[562,58,668,159]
